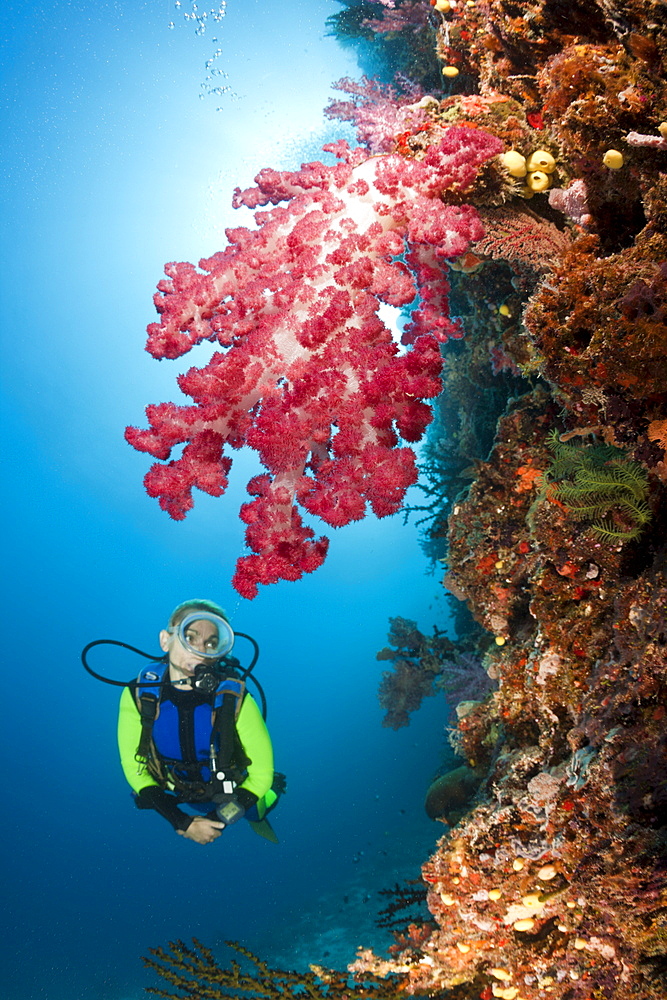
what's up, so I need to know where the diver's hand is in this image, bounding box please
[178,816,225,845]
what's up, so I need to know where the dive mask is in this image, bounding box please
[169,611,235,660]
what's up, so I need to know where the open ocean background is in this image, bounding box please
[1,3,457,997]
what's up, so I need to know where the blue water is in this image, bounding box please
[1,4,454,997]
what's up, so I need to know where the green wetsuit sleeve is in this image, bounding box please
[236,693,273,800]
[117,685,159,794]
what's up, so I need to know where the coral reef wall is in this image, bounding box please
[351,2,667,998]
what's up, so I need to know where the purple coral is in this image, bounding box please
[434,651,494,710]
[377,617,494,727]
[324,76,426,154]
[617,263,667,324]
[626,129,667,150]
[549,179,593,228]
[362,0,432,35]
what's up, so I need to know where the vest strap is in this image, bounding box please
[135,665,167,761]
[133,666,247,797]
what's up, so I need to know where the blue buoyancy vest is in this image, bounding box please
[152,697,212,763]
[134,663,246,798]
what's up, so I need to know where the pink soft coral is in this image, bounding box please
[126,128,502,597]
[324,76,427,154]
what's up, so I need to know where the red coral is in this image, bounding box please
[126,128,502,597]
[472,204,571,275]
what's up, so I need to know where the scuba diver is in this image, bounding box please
[115,599,283,845]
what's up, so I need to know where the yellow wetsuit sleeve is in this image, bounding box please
[117,685,273,800]
[117,685,159,794]
[236,693,274,800]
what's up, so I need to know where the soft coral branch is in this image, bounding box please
[126,127,502,597]
[324,76,427,154]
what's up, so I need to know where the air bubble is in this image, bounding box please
[171,2,233,105]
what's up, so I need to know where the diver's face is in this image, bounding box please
[159,616,220,687]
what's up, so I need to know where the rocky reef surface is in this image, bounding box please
[353,1,667,998]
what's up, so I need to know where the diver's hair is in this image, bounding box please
[168,599,230,627]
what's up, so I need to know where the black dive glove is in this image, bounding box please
[135,785,192,832]
[234,787,259,812]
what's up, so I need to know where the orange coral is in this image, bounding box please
[514,464,543,493]
[647,418,667,453]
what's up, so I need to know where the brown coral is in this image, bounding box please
[524,232,667,408]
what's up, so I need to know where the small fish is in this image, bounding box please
[448,251,485,274]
